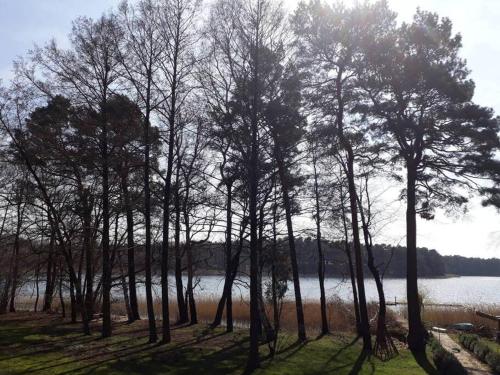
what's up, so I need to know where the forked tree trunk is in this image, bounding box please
[340,192,361,331]
[345,152,371,350]
[357,193,397,360]
[211,216,247,330]
[184,211,197,325]
[121,174,140,321]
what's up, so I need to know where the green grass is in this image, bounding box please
[0,313,437,375]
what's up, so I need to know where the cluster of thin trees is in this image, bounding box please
[1,0,499,370]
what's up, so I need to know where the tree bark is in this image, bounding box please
[224,183,233,331]
[82,190,94,323]
[43,228,56,312]
[121,173,140,321]
[336,70,371,350]
[101,93,112,338]
[340,190,361,331]
[345,151,371,350]
[211,214,247,330]
[358,190,397,360]
[118,250,132,321]
[69,274,77,324]
[312,152,328,335]
[184,208,197,325]
[8,197,23,313]
[143,107,158,342]
[59,264,65,318]
[174,163,188,324]
[406,163,426,352]
[275,147,306,342]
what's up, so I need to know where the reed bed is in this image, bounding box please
[112,296,395,333]
[13,295,398,334]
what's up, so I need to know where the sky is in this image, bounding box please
[1,0,500,258]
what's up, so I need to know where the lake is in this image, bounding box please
[18,275,500,306]
[134,275,500,306]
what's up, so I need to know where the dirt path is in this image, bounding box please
[393,314,492,374]
[435,332,492,375]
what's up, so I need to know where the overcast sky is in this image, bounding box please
[1,0,500,258]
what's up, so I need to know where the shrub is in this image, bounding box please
[429,336,467,375]
[459,333,500,374]
[485,351,500,374]
[473,340,490,362]
[459,333,479,352]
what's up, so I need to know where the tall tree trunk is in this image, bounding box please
[275,148,306,342]
[43,228,56,312]
[69,275,77,324]
[144,108,157,342]
[8,199,23,313]
[247,19,261,371]
[161,37,180,344]
[101,96,112,338]
[118,250,132,321]
[340,190,361,331]
[257,211,274,343]
[336,69,370,349]
[34,258,40,312]
[59,264,65,318]
[345,151,371,350]
[270,191,280,355]
[121,173,140,321]
[83,191,94,322]
[406,163,426,352]
[174,165,188,324]
[358,191,397,360]
[312,152,328,335]
[211,215,247,330]
[184,210,197,325]
[224,183,233,331]
[248,87,261,372]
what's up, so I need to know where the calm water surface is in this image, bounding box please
[18,275,500,306]
[136,275,500,306]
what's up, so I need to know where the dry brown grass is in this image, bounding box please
[112,296,396,333]
[14,294,398,334]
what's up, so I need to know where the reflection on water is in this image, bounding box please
[18,275,500,306]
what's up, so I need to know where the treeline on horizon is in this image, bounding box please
[2,0,500,367]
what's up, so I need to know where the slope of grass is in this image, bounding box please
[0,312,436,375]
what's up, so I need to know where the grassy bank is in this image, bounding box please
[0,312,437,375]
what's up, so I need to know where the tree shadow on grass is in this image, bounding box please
[348,349,371,375]
[326,336,359,366]
[411,350,439,375]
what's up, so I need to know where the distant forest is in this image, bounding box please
[189,237,500,278]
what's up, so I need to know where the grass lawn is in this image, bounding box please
[0,312,438,375]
